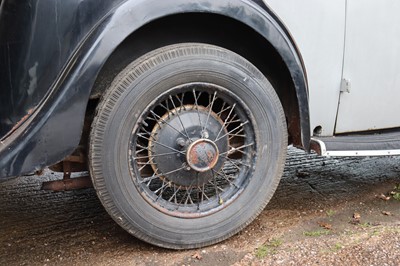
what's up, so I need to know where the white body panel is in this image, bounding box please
[264,0,400,136]
[335,0,400,133]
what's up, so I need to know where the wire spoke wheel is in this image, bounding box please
[131,83,255,217]
[89,43,287,249]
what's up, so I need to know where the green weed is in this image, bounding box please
[255,238,283,259]
[303,230,331,237]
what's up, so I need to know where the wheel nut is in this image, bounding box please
[176,138,186,147]
[202,131,209,139]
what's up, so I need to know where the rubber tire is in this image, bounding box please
[89,43,287,249]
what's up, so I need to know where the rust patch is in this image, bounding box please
[309,139,322,155]
[9,108,35,134]
[41,176,93,191]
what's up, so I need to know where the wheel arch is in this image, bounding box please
[0,0,309,178]
[90,0,310,149]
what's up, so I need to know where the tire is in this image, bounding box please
[89,43,287,249]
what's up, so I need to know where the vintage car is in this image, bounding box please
[1,0,399,249]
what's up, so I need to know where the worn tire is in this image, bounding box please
[89,43,287,249]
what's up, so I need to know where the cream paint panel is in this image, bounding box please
[335,0,400,133]
[263,0,346,136]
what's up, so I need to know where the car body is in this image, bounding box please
[1,0,399,249]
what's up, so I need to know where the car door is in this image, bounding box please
[335,0,400,133]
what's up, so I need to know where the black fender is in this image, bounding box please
[0,0,309,178]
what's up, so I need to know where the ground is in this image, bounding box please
[0,148,399,265]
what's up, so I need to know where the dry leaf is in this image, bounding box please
[353,212,361,220]
[318,222,332,230]
[191,253,202,260]
[381,211,392,216]
[376,194,391,201]
[349,219,360,225]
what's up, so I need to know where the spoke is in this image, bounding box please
[141,172,157,185]
[219,142,254,156]
[228,146,247,156]
[222,155,251,169]
[228,128,245,141]
[185,188,194,205]
[213,169,239,188]
[168,95,192,142]
[216,102,229,116]
[208,179,225,193]
[214,103,236,141]
[136,144,155,154]
[149,110,188,140]
[134,151,180,160]
[215,121,249,142]
[228,133,246,141]
[158,101,171,120]
[201,184,210,201]
[166,99,171,119]
[154,179,168,198]
[179,181,196,205]
[203,92,217,134]
[137,133,185,155]
[139,166,185,184]
[224,118,241,125]
[193,89,203,130]
[141,120,149,127]
[176,93,187,111]
[211,170,224,204]
[137,159,154,171]
[135,147,147,154]
[136,143,150,150]
[168,185,182,203]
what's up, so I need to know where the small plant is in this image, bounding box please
[255,238,283,259]
[326,209,336,217]
[358,222,371,228]
[372,230,380,236]
[255,245,270,259]
[326,209,336,221]
[269,238,283,247]
[393,193,400,201]
[303,230,331,237]
[392,184,400,201]
[332,243,343,251]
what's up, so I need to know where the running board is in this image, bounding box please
[311,131,400,157]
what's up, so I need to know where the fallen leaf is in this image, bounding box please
[381,211,392,216]
[376,194,391,201]
[318,222,332,230]
[353,212,361,220]
[191,253,202,260]
[349,219,360,225]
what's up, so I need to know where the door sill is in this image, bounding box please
[311,131,400,157]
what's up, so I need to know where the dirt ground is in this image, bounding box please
[1,148,399,266]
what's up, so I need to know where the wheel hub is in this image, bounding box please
[186,139,219,172]
[149,105,228,187]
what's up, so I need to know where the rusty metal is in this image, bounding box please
[48,147,87,173]
[1,108,35,141]
[41,175,93,191]
[186,139,219,172]
[42,150,92,191]
[310,139,322,155]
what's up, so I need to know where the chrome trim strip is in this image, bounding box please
[310,138,400,157]
[325,150,400,157]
